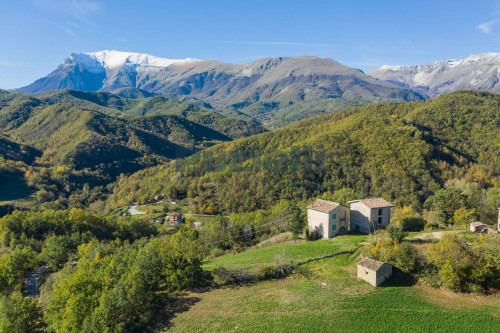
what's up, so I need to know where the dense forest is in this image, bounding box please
[0,89,265,210]
[108,91,499,222]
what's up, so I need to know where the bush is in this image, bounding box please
[426,234,500,293]
[0,292,45,332]
[386,224,407,243]
[424,222,440,230]
[394,242,417,273]
[212,266,251,285]
[306,229,321,241]
[391,206,425,231]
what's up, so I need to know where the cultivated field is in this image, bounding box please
[159,235,500,332]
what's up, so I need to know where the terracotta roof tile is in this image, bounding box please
[307,199,341,213]
[349,197,393,208]
[358,257,388,271]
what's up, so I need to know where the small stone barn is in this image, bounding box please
[357,257,392,286]
[470,221,498,234]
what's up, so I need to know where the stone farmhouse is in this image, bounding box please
[307,197,393,236]
[349,198,393,234]
[357,257,392,286]
[306,199,349,239]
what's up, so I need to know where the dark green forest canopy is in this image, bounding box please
[0,89,266,207]
[109,91,500,212]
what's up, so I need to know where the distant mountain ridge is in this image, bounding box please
[16,50,425,127]
[369,53,500,97]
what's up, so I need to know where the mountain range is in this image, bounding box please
[12,51,500,128]
[370,53,500,97]
[15,50,425,127]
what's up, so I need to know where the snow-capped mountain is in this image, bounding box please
[369,53,500,97]
[69,50,200,72]
[19,50,201,92]
[16,50,424,126]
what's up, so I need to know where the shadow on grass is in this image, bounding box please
[380,267,416,288]
[145,293,202,332]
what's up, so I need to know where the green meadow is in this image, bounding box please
[160,235,500,333]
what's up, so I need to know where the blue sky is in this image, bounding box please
[0,0,499,89]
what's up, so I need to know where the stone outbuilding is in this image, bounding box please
[470,221,498,234]
[349,198,393,234]
[357,257,392,286]
[307,199,349,239]
[498,208,500,232]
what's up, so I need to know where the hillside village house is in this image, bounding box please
[307,199,349,239]
[357,257,392,286]
[169,212,183,224]
[349,198,393,234]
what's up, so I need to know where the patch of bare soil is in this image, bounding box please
[412,230,461,240]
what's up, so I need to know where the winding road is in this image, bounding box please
[128,204,146,216]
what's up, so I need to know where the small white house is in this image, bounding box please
[349,198,393,234]
[307,199,349,239]
[357,257,392,286]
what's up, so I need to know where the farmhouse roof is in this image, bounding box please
[349,197,393,208]
[307,199,342,213]
[358,257,387,271]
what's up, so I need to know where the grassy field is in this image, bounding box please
[157,235,500,333]
[203,235,367,271]
[0,173,36,206]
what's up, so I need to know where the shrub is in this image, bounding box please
[306,229,321,241]
[394,242,417,273]
[386,224,407,243]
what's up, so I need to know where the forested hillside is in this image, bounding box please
[0,90,264,209]
[109,91,500,218]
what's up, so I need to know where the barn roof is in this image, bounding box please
[358,257,388,271]
[349,197,393,208]
[470,221,488,228]
[307,199,342,213]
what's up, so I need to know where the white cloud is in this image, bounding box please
[478,18,500,34]
[46,21,77,37]
[33,1,104,37]
[32,0,103,22]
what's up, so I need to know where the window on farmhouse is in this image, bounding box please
[378,217,382,224]
[332,213,336,220]
[378,208,382,215]
[332,225,336,231]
